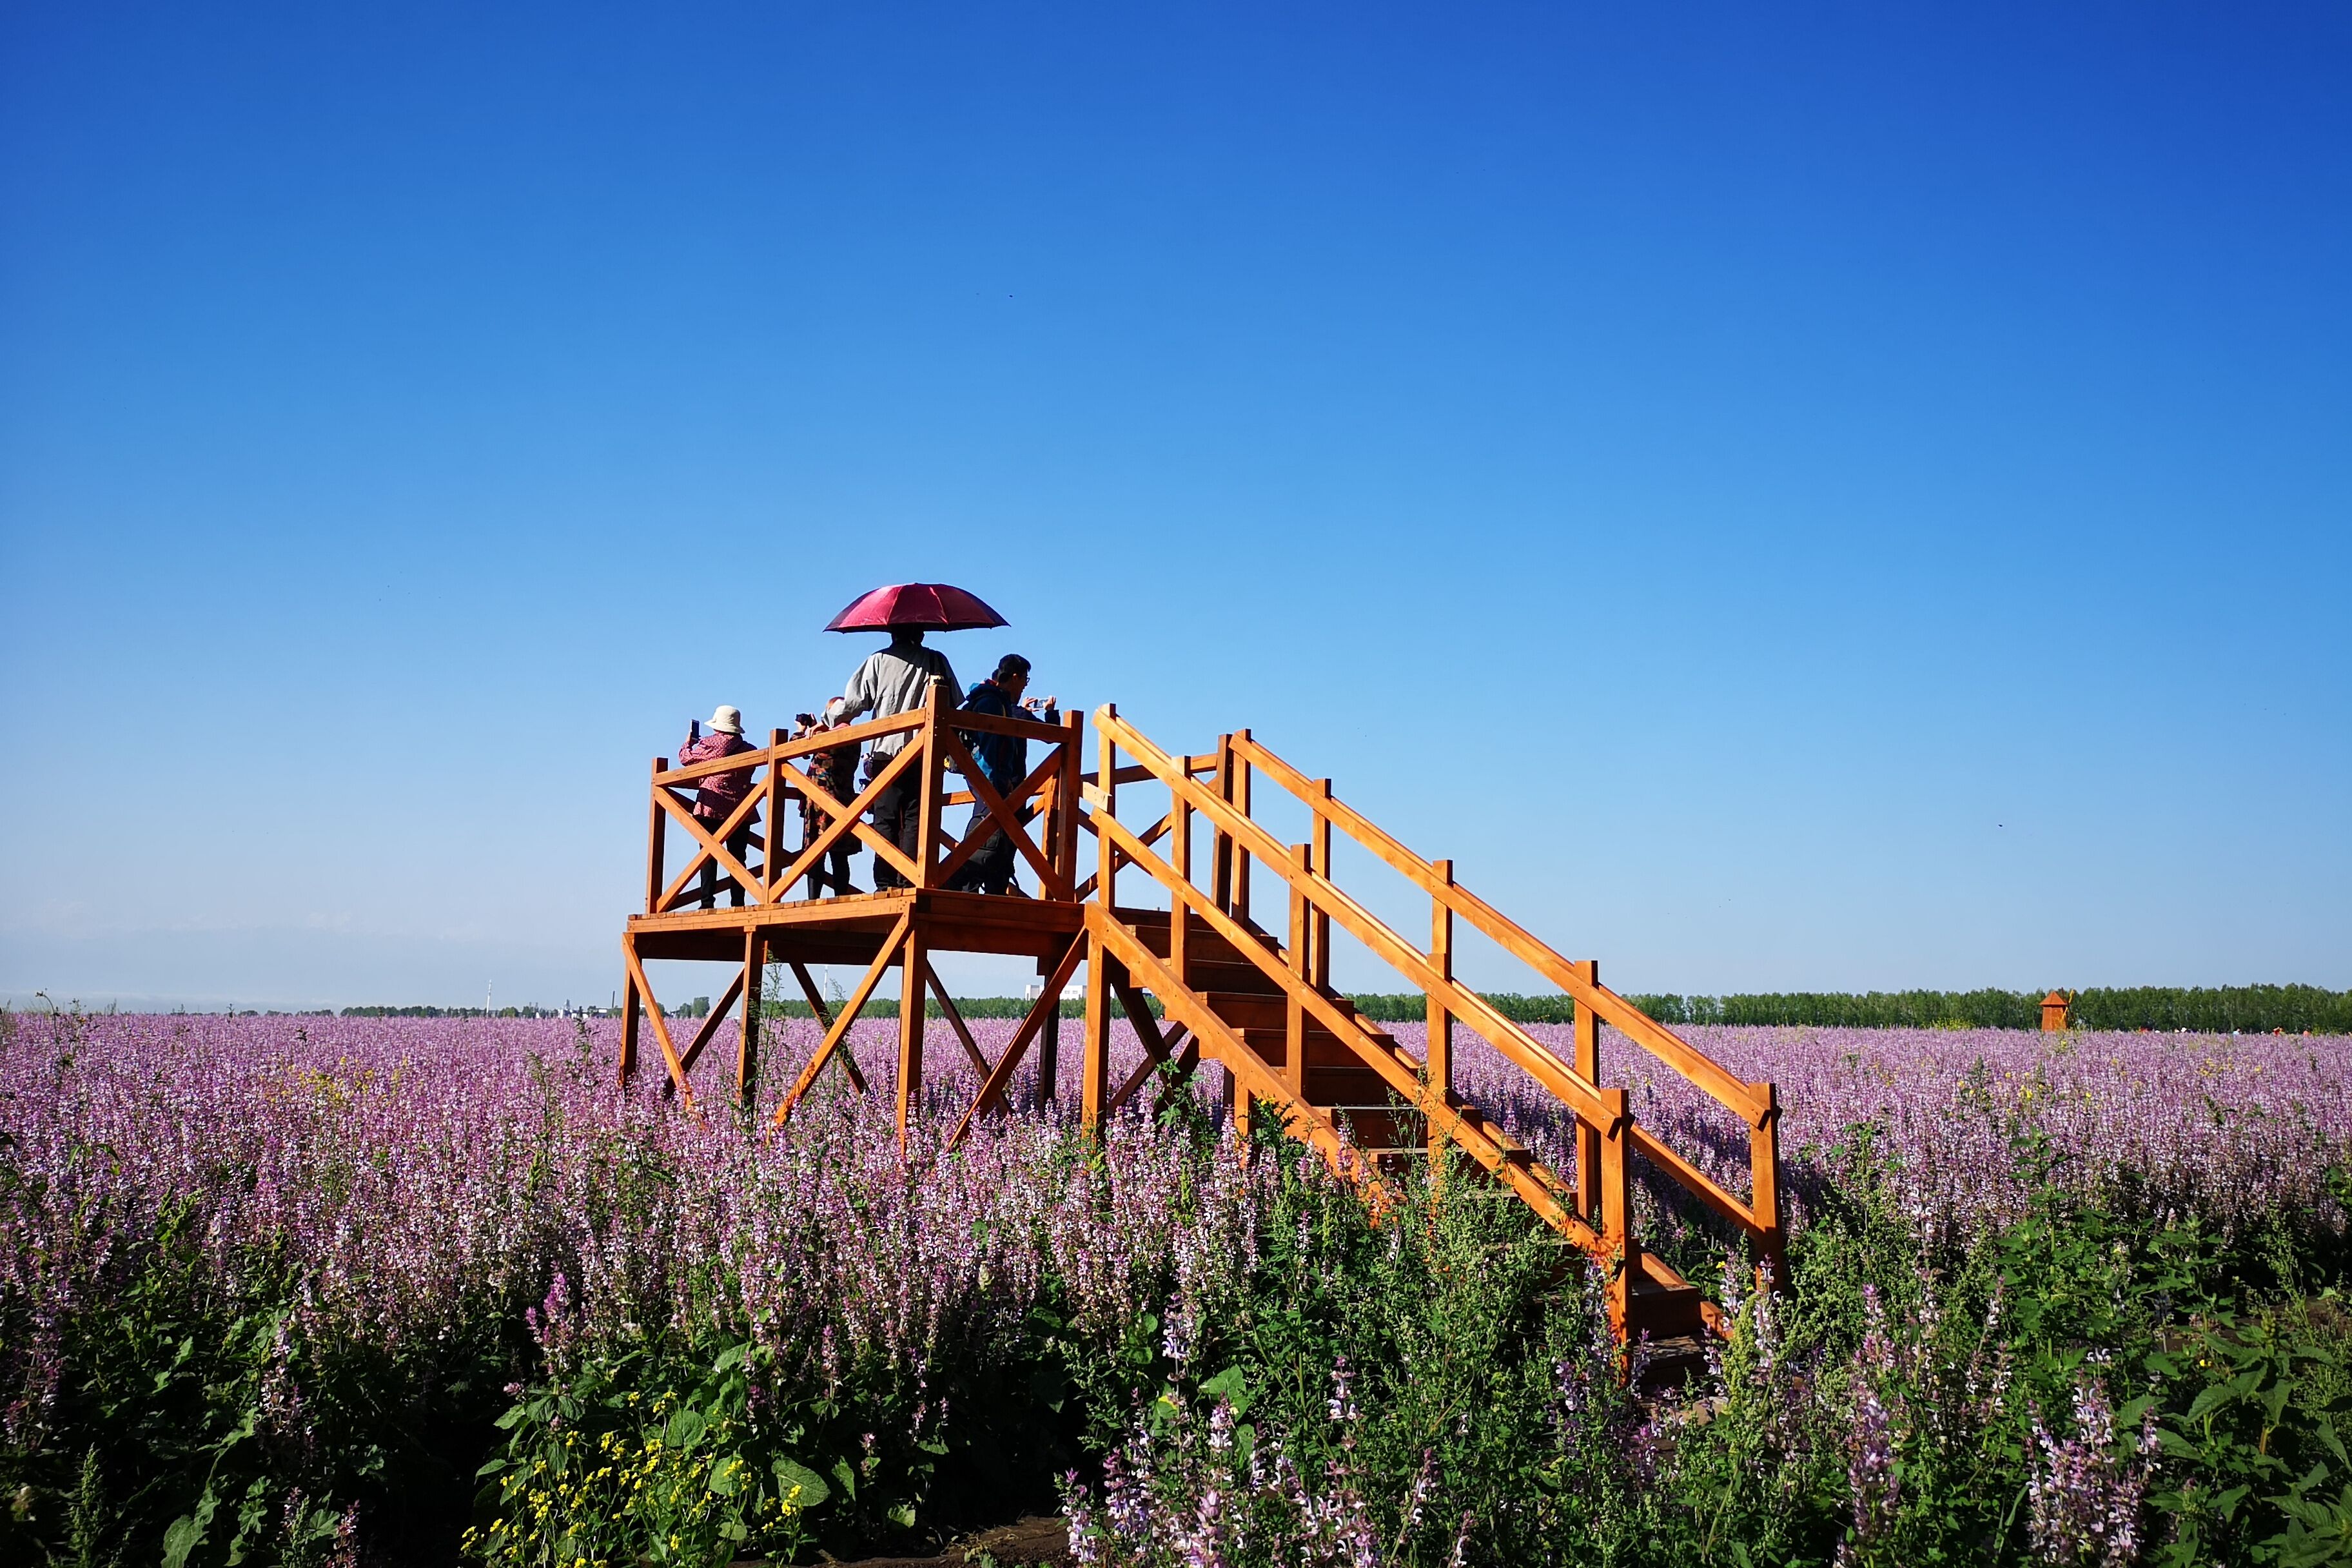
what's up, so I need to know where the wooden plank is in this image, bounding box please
[1107,1022,1189,1116]
[1600,1086,1636,1338]
[946,936,1085,1145]
[1285,843,1308,1099]
[897,919,928,1146]
[1226,731,1765,1122]
[1094,709,1118,908]
[772,911,910,1128]
[1427,859,1453,1168]
[926,967,992,1076]
[739,928,764,1101]
[662,710,921,783]
[669,966,748,1090]
[1626,1122,1763,1239]
[1231,730,1251,923]
[620,939,696,1113]
[618,966,641,1085]
[1574,959,1602,1225]
[1055,712,1083,892]
[761,731,785,904]
[912,680,945,891]
[1309,780,1333,990]
[1749,1081,1786,1288]
[1081,932,1113,1132]
[645,758,669,914]
[788,959,866,1093]
[1170,799,1191,985]
[943,707,1070,744]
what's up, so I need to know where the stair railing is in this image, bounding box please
[1081,705,1785,1324]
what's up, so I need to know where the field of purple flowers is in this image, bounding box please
[3,1007,2349,1567]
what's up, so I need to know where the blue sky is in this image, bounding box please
[2,1,2346,1009]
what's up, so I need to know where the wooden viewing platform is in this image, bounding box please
[619,681,1784,1342]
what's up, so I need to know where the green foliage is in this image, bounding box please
[467,1343,828,1567]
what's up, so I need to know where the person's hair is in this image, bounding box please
[994,654,1031,680]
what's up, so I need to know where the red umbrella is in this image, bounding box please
[823,582,1008,633]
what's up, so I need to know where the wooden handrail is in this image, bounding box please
[662,711,923,785]
[646,696,1086,909]
[1228,731,1766,1124]
[1090,715,1619,1132]
[1089,904,1598,1247]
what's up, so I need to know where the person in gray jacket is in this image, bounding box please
[835,627,959,888]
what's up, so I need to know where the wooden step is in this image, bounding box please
[1627,1253,1707,1340]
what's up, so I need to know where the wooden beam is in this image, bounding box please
[772,912,910,1128]
[788,959,866,1093]
[1428,858,1453,1170]
[620,939,696,1113]
[739,928,764,1102]
[1081,933,1113,1133]
[765,743,925,892]
[650,788,765,914]
[1107,1022,1189,1117]
[1574,959,1601,1226]
[897,918,928,1148]
[667,965,747,1093]
[926,966,992,1076]
[645,758,669,914]
[618,966,640,1086]
[945,936,1084,1147]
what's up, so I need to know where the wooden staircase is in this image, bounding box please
[1064,707,1783,1344]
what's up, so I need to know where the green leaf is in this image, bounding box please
[712,1343,747,1374]
[774,1457,832,1508]
[888,1501,917,1529]
[665,1407,709,1451]
[162,1485,219,1568]
[476,1457,508,1478]
[830,1458,857,1502]
[708,1452,743,1496]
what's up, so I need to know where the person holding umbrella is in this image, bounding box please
[827,583,1006,888]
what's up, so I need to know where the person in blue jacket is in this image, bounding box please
[954,654,1057,894]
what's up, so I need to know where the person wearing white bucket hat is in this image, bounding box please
[678,705,758,908]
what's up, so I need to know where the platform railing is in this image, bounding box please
[642,680,1085,913]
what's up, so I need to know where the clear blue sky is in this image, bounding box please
[3,2,2346,1010]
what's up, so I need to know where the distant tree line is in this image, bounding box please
[1342,983,2352,1034]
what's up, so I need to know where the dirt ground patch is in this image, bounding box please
[774,1515,1073,1568]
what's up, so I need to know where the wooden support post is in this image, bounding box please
[1211,734,1235,915]
[1038,987,1063,1109]
[1170,799,1191,986]
[619,966,640,1086]
[1286,842,1309,1097]
[1095,709,1118,909]
[1231,729,1252,925]
[1056,710,1083,891]
[1427,859,1454,1166]
[1081,935,1115,1135]
[914,681,945,889]
[1749,1080,1786,1291]
[645,758,669,914]
[762,730,785,903]
[1574,959,1602,1226]
[1600,1085,1635,1339]
[897,921,928,1150]
[1309,781,1332,990]
[738,929,764,1102]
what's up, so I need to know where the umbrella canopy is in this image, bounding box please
[823,582,1008,633]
